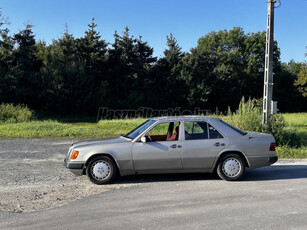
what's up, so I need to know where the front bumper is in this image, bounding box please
[64,158,84,176]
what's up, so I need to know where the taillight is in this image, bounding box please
[270,143,276,151]
[70,150,79,159]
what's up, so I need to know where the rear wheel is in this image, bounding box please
[86,156,117,185]
[217,154,245,181]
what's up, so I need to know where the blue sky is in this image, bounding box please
[1,0,306,62]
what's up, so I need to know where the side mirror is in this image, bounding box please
[141,136,146,143]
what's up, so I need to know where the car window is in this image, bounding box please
[126,120,156,139]
[184,121,208,140]
[208,124,223,139]
[146,122,180,142]
[219,119,247,135]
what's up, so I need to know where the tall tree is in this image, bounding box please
[12,24,42,109]
[182,27,247,110]
[38,26,88,114]
[181,27,281,111]
[107,27,156,108]
[0,9,15,103]
[274,60,307,112]
[78,18,108,112]
[294,47,307,97]
[152,33,186,108]
[294,63,307,97]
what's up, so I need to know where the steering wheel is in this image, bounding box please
[147,133,152,142]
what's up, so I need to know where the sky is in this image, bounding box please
[0,0,306,62]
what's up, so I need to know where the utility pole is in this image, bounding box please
[262,0,278,127]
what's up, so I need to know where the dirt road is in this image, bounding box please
[0,139,135,213]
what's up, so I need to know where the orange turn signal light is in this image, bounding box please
[71,150,79,159]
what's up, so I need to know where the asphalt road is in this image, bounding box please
[1,161,307,230]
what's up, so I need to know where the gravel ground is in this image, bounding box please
[0,139,135,213]
[0,138,306,214]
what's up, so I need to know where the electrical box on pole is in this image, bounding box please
[262,0,278,127]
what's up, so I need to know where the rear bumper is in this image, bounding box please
[64,158,84,176]
[268,155,278,164]
[247,155,278,169]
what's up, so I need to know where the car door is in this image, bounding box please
[132,122,183,171]
[182,121,227,170]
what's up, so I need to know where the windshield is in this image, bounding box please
[125,120,156,139]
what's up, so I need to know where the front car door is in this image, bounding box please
[182,120,228,170]
[132,121,183,171]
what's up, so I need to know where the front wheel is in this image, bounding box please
[86,156,117,185]
[217,154,245,181]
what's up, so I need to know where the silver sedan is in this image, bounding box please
[64,116,278,184]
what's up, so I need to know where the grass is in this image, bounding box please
[282,113,307,146]
[0,113,306,158]
[276,146,307,159]
[274,113,307,158]
[0,119,146,139]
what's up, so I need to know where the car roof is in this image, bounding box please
[150,116,218,122]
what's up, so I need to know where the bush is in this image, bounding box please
[224,97,262,132]
[223,97,302,147]
[0,103,33,123]
[264,113,302,147]
[263,113,285,146]
[282,130,302,147]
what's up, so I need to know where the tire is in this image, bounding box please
[86,156,117,185]
[217,154,245,181]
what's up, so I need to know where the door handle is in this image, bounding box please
[214,142,220,146]
[170,144,177,148]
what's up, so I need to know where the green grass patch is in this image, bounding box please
[0,113,306,159]
[276,113,307,158]
[276,146,307,158]
[0,119,146,139]
[283,113,307,146]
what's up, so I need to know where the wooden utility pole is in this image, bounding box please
[262,0,277,126]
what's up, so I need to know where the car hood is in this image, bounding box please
[71,136,131,148]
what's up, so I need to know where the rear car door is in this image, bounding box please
[182,121,228,169]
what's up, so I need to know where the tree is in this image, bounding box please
[274,61,306,112]
[78,18,108,112]
[294,47,307,97]
[152,33,186,108]
[181,27,281,112]
[11,24,42,109]
[107,27,156,108]
[0,9,15,103]
[1,14,305,115]
[182,27,247,110]
[37,25,88,114]
[107,28,135,108]
[294,63,307,97]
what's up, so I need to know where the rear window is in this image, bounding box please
[220,120,247,135]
